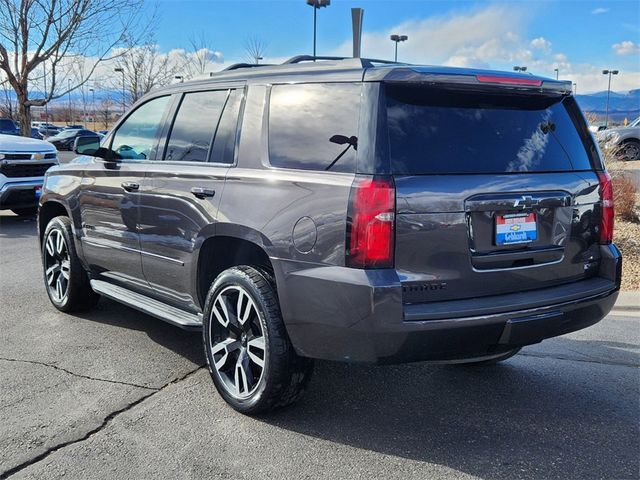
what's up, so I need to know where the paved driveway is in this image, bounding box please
[0,212,638,479]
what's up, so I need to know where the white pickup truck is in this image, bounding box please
[0,134,58,216]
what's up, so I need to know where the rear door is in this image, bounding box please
[137,87,244,312]
[384,84,603,303]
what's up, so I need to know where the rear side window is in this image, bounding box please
[0,119,16,129]
[385,86,593,174]
[165,90,228,162]
[210,89,243,164]
[268,83,361,173]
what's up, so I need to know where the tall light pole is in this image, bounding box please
[89,87,95,130]
[114,67,125,115]
[602,69,619,128]
[306,0,330,58]
[254,56,263,65]
[513,65,527,72]
[573,82,577,95]
[390,34,408,62]
[67,78,72,125]
[554,68,559,80]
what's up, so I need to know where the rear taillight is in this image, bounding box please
[597,171,614,245]
[475,75,543,87]
[346,176,395,268]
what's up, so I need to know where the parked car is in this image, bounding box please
[597,116,640,161]
[30,128,44,140]
[0,133,57,216]
[63,124,85,130]
[46,128,99,150]
[38,56,621,414]
[38,126,62,138]
[0,118,20,136]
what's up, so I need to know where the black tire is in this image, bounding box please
[620,139,640,161]
[203,266,313,414]
[11,207,38,217]
[455,348,521,366]
[42,216,99,312]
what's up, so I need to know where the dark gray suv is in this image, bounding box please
[37,56,622,414]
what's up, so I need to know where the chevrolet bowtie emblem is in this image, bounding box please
[513,195,538,209]
[31,153,44,160]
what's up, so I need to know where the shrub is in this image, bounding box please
[611,173,638,221]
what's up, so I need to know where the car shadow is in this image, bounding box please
[256,337,638,480]
[73,297,205,366]
[0,213,37,239]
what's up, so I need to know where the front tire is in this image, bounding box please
[203,266,313,414]
[620,140,640,161]
[42,216,99,312]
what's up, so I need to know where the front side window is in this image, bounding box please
[268,83,361,173]
[111,95,170,160]
[165,90,228,162]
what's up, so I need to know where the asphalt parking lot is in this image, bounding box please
[0,211,639,480]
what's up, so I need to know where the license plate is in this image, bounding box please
[495,213,537,245]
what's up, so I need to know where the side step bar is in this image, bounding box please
[90,280,203,330]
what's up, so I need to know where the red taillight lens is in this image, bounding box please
[475,75,543,87]
[346,176,395,268]
[598,171,614,244]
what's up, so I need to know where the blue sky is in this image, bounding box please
[149,0,639,92]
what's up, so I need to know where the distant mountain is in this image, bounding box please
[576,89,640,123]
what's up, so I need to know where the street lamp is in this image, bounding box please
[306,0,330,58]
[254,56,263,65]
[67,78,72,125]
[174,75,184,83]
[513,65,527,72]
[554,68,559,80]
[390,34,408,62]
[89,87,95,130]
[602,69,619,128]
[573,82,577,95]
[114,67,125,115]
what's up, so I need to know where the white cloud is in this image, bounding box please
[613,40,640,56]
[530,37,552,52]
[591,7,610,14]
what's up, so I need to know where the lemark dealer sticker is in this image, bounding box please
[495,213,537,245]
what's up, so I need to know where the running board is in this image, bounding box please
[90,280,203,330]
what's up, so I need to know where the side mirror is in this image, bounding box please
[74,136,101,156]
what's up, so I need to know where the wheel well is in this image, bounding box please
[38,202,68,243]
[197,236,274,307]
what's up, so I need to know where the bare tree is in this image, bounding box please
[0,75,15,119]
[113,43,183,104]
[182,32,221,79]
[0,0,149,135]
[98,95,114,129]
[244,36,268,65]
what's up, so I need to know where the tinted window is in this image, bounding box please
[386,86,593,174]
[210,89,243,164]
[165,90,228,162]
[269,83,361,172]
[111,95,170,160]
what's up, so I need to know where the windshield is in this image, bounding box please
[629,117,640,128]
[385,86,594,174]
[55,130,77,138]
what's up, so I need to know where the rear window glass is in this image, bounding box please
[385,86,593,174]
[268,83,361,173]
[0,119,16,129]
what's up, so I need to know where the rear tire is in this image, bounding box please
[620,139,640,161]
[455,348,521,366]
[12,207,38,217]
[203,265,313,414]
[42,216,99,312]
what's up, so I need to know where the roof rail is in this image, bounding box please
[220,63,274,72]
[282,55,407,67]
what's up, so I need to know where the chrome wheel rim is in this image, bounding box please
[44,229,70,303]
[208,285,266,399]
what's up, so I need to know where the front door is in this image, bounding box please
[79,95,171,293]
[138,87,244,312]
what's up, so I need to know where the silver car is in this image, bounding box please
[597,116,640,161]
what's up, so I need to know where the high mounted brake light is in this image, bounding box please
[346,176,395,268]
[476,75,543,87]
[597,171,614,244]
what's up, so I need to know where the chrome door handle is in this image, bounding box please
[191,187,215,199]
[121,181,140,192]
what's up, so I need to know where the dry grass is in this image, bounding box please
[615,218,640,291]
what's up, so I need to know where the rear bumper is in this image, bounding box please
[0,178,43,209]
[276,244,622,364]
